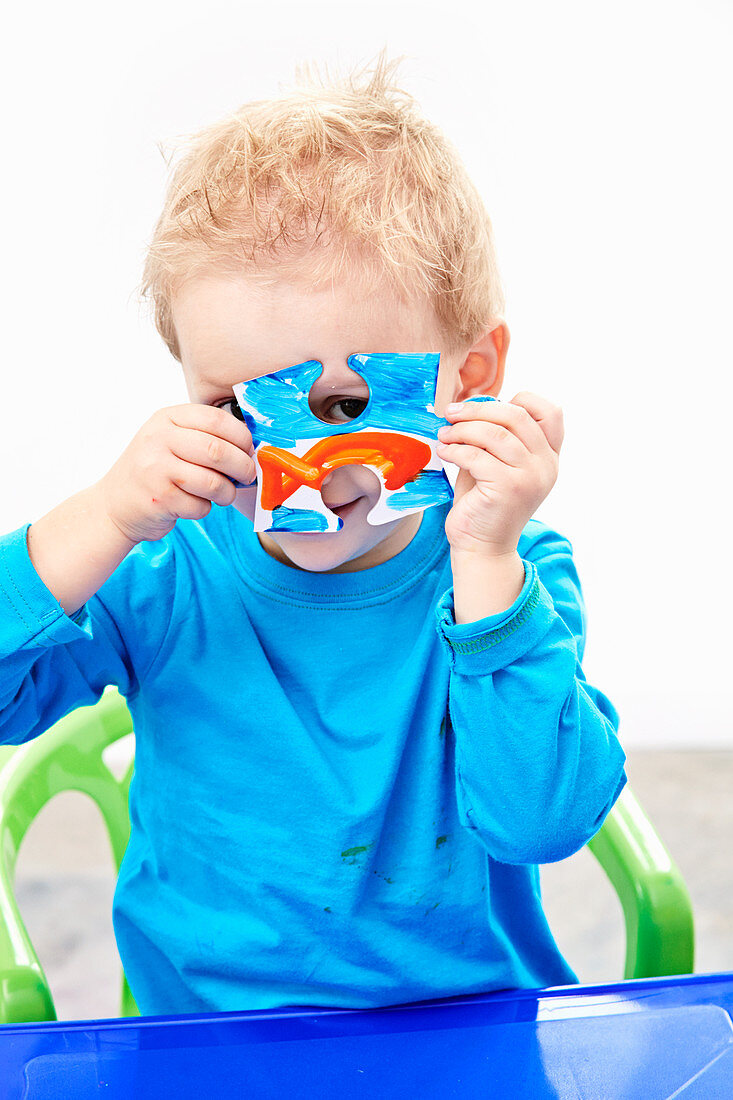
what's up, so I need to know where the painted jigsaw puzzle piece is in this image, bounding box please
[232,354,494,533]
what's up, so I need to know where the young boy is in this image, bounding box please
[0,54,625,1014]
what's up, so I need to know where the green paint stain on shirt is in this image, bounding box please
[341,844,373,859]
[435,834,450,848]
[439,717,446,739]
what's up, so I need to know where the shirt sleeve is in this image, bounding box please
[0,522,174,747]
[433,521,626,865]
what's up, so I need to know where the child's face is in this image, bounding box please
[173,268,500,573]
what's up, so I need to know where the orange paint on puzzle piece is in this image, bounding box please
[257,432,432,511]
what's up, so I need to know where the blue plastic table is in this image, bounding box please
[2,973,733,1098]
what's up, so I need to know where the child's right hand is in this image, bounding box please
[98,404,256,545]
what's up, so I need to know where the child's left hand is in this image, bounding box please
[436,392,564,557]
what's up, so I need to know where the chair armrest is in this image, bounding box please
[588,785,694,979]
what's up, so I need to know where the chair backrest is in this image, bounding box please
[0,689,695,1024]
[0,689,137,1024]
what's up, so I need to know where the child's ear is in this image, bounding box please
[453,322,510,401]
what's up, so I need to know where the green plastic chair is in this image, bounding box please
[0,688,695,1025]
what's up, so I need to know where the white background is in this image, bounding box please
[1,0,730,747]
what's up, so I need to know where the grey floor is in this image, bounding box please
[13,750,733,1022]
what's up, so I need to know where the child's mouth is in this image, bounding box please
[327,498,361,521]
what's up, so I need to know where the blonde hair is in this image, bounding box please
[138,50,505,361]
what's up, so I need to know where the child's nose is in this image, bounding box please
[321,466,380,505]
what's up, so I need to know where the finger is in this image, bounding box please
[445,396,552,457]
[168,457,239,508]
[165,485,214,522]
[436,440,511,484]
[167,425,256,487]
[437,419,527,467]
[508,392,564,455]
[168,403,255,458]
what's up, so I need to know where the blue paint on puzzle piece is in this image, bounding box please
[233,353,448,447]
[268,506,333,532]
[386,468,454,510]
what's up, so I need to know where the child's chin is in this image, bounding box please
[274,533,363,572]
[271,523,384,572]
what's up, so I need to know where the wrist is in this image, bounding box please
[450,546,525,624]
[91,479,140,553]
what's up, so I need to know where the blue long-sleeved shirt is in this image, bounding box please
[0,500,626,1013]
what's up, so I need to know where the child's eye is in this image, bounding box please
[325,397,369,423]
[216,398,246,422]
